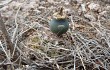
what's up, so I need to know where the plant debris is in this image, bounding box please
[0,0,110,70]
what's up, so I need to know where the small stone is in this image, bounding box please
[81,3,87,12]
[88,3,100,11]
[84,13,96,21]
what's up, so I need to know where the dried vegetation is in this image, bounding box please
[0,0,110,70]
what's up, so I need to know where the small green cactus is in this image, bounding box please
[49,7,69,36]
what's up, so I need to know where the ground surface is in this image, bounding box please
[0,0,110,70]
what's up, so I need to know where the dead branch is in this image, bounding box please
[0,13,14,54]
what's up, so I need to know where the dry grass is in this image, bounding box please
[0,0,110,70]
